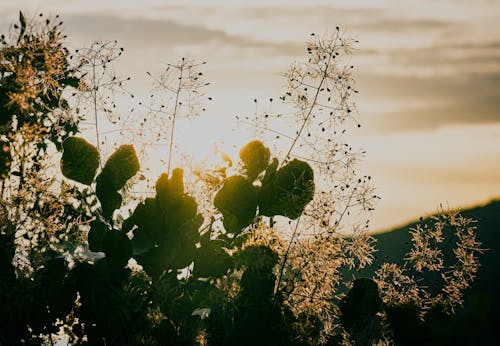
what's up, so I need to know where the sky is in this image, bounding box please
[1,0,499,231]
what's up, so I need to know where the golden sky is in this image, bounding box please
[2,0,499,231]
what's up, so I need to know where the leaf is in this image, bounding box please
[88,221,108,252]
[61,137,99,185]
[214,175,258,234]
[103,230,132,268]
[239,140,270,181]
[128,170,204,277]
[259,159,314,219]
[96,173,123,218]
[131,228,155,255]
[94,145,139,218]
[194,239,232,278]
[155,168,184,203]
[101,144,140,191]
[340,278,382,332]
[262,157,278,185]
[134,248,164,279]
[130,190,199,275]
[127,198,159,241]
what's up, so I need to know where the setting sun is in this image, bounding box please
[3,0,498,230]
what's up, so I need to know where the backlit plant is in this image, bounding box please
[0,12,484,346]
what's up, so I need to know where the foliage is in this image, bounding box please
[0,12,485,346]
[0,11,85,276]
[239,140,270,181]
[0,11,80,155]
[61,136,99,185]
[259,158,314,219]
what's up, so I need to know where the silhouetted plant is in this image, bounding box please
[72,39,129,155]
[0,11,85,274]
[145,58,210,174]
[240,30,379,342]
[0,12,485,346]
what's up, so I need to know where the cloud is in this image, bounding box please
[2,6,498,135]
[366,98,500,132]
[62,14,303,58]
[356,72,500,132]
[383,41,500,75]
[353,18,455,32]
[64,15,238,47]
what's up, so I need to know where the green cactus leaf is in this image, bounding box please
[60,137,99,185]
[239,140,271,181]
[130,170,203,277]
[101,144,140,191]
[259,158,314,219]
[194,238,232,278]
[96,173,123,218]
[214,175,258,234]
[131,227,155,256]
[88,221,109,252]
[134,247,165,279]
[103,230,132,268]
[156,168,184,203]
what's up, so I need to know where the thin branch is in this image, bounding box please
[92,61,100,157]
[274,216,302,303]
[167,63,183,176]
[282,53,333,163]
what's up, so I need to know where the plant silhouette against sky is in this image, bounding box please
[0,12,483,346]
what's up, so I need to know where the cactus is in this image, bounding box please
[239,140,271,181]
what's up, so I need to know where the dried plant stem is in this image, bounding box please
[275,53,333,300]
[282,53,332,163]
[167,65,183,176]
[274,215,302,301]
[92,62,100,156]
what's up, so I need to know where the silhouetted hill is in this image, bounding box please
[352,199,500,345]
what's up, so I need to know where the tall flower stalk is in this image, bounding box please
[146,58,209,175]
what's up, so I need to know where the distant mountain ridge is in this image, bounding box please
[354,199,500,345]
